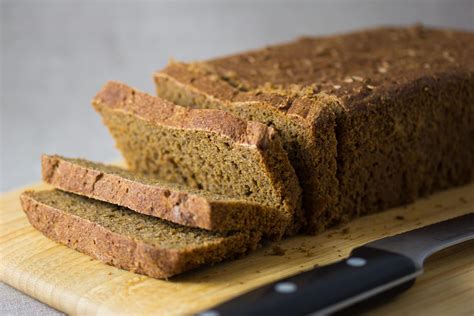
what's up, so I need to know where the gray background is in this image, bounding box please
[1,0,473,314]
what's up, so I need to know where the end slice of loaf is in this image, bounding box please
[92,81,303,237]
[42,154,287,236]
[20,190,262,279]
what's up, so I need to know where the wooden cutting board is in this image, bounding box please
[1,182,473,315]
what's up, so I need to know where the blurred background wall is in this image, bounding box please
[1,0,473,192]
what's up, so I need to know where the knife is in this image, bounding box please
[197,213,473,316]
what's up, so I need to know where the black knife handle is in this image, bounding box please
[198,247,419,316]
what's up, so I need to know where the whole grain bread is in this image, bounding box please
[20,190,262,279]
[92,81,303,237]
[154,25,474,232]
[42,154,287,236]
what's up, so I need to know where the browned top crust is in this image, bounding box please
[93,81,276,149]
[157,26,474,117]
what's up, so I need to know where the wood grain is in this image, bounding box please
[1,182,473,315]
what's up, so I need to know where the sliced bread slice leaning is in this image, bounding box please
[42,154,287,236]
[20,190,262,279]
[92,81,303,236]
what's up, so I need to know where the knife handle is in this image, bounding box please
[198,247,420,316]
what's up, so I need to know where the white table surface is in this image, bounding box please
[1,0,473,314]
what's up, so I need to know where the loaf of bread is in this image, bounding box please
[42,154,287,236]
[92,81,303,237]
[19,26,474,280]
[155,26,474,232]
[20,190,262,279]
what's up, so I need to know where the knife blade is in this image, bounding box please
[197,213,474,316]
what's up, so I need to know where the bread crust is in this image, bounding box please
[93,81,275,149]
[157,26,473,110]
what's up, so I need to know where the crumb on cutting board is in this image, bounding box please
[293,246,313,258]
[269,245,286,256]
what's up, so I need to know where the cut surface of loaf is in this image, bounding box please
[20,190,262,279]
[41,154,287,235]
[92,81,302,237]
[155,26,474,232]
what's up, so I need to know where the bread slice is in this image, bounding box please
[20,190,262,279]
[92,81,303,237]
[155,56,340,235]
[154,26,474,231]
[41,154,287,236]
